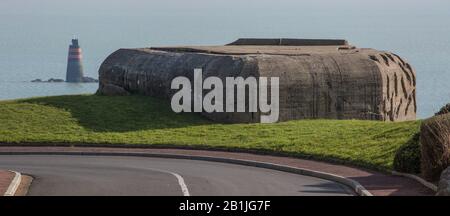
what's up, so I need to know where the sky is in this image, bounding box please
[1,0,450,17]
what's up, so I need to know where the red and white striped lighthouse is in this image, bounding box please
[66,39,84,82]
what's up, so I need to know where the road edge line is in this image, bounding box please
[4,170,22,196]
[0,151,373,196]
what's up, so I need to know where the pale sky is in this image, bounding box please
[1,0,449,16]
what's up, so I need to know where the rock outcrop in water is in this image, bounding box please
[31,77,98,83]
[31,78,64,83]
[98,38,417,123]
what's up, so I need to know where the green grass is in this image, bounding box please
[0,95,421,171]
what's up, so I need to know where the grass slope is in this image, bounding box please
[0,95,420,171]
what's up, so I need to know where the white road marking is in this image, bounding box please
[167,171,191,196]
[146,168,191,196]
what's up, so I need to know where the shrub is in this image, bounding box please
[394,133,421,174]
[435,104,450,116]
[420,114,450,181]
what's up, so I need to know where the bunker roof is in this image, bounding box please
[146,38,369,56]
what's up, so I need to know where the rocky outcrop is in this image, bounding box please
[437,167,450,196]
[31,77,98,83]
[421,113,450,181]
[98,38,417,123]
[31,78,64,83]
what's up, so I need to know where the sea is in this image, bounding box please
[1,0,450,119]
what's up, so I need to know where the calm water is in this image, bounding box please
[1,0,450,118]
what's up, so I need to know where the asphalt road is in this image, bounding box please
[0,155,354,196]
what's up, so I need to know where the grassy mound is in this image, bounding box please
[0,95,421,171]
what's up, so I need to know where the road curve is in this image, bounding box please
[0,155,354,196]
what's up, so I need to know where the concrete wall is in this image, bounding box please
[98,41,416,123]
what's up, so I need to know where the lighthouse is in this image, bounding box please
[66,39,84,82]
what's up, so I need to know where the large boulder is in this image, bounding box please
[437,167,450,196]
[420,113,450,181]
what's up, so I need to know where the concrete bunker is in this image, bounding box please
[98,38,417,123]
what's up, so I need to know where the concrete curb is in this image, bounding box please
[392,171,437,192]
[4,170,22,196]
[0,151,372,196]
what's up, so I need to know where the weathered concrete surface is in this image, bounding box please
[227,38,349,46]
[97,83,130,96]
[66,39,84,83]
[437,167,450,196]
[98,39,417,123]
